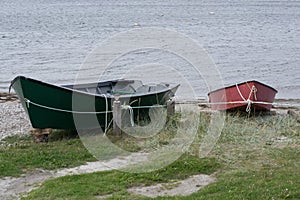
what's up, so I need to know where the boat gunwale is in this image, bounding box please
[10,75,180,100]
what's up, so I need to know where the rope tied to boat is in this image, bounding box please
[235,84,258,113]
[121,105,135,127]
[23,98,113,114]
[22,98,166,115]
[25,98,30,108]
[23,97,168,133]
[199,99,300,112]
[121,104,167,127]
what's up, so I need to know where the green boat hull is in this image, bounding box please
[10,76,178,130]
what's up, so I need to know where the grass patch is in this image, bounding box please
[0,131,96,177]
[210,113,300,170]
[23,147,299,200]
[1,112,300,199]
[22,155,220,200]
[187,147,300,200]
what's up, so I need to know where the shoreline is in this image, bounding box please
[2,92,300,103]
[0,100,31,141]
[0,93,299,141]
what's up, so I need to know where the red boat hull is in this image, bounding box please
[208,80,277,111]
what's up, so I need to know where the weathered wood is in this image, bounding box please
[113,100,122,135]
[167,99,175,116]
[29,128,52,143]
[0,93,18,103]
[288,110,300,123]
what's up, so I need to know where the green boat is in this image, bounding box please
[10,76,179,130]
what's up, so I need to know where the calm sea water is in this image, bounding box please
[1,0,299,99]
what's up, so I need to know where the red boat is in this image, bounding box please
[208,80,277,112]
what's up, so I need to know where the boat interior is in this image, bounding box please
[62,79,169,96]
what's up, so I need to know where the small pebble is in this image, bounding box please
[0,101,31,141]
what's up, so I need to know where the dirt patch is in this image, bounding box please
[128,174,216,198]
[0,152,148,200]
[0,169,55,200]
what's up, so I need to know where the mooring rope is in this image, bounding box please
[202,98,300,111]
[103,94,108,133]
[235,84,258,113]
[121,105,135,127]
[23,96,112,134]
[23,97,167,132]
[23,98,112,114]
[130,105,166,109]
[121,104,167,127]
[201,83,293,113]
[206,100,274,106]
[235,83,247,102]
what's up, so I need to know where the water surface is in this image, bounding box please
[1,0,299,99]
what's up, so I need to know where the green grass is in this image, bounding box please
[22,155,220,200]
[1,112,300,199]
[0,131,96,177]
[22,148,300,200]
[187,148,300,200]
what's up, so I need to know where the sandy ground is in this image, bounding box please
[128,174,216,198]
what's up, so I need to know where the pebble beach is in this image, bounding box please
[0,1,299,199]
[0,100,31,141]
[1,92,299,142]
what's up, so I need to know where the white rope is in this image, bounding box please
[235,83,251,112]
[130,105,166,109]
[24,97,112,135]
[24,98,112,114]
[235,84,259,113]
[203,101,300,108]
[121,105,135,127]
[208,101,249,105]
[235,83,247,101]
[103,94,108,134]
[103,118,113,136]
[23,97,168,134]
[205,84,286,112]
[246,85,256,113]
[26,98,30,108]
[120,104,166,127]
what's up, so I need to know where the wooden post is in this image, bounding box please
[113,100,122,136]
[167,99,175,116]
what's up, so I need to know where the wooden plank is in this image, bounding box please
[29,128,52,143]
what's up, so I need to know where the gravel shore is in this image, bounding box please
[0,101,31,141]
[1,96,299,142]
